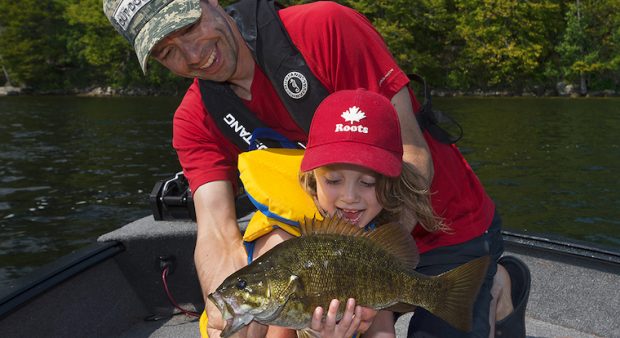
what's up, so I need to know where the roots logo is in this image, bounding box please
[335,106,368,133]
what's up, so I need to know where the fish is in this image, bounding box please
[208,216,490,337]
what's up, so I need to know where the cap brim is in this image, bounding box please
[300,142,402,177]
[134,0,202,73]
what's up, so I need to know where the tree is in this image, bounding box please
[453,0,562,91]
[0,0,617,94]
[63,0,188,92]
[557,0,590,94]
[0,0,68,89]
[0,0,187,93]
[557,0,620,94]
[0,55,12,86]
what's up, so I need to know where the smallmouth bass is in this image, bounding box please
[209,216,490,337]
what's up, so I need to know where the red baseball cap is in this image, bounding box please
[300,89,403,177]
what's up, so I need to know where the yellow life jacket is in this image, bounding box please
[238,148,322,242]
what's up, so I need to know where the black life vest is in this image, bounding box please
[199,0,461,149]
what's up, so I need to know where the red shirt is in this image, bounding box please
[172,2,494,253]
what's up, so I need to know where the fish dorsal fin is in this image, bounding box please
[301,216,419,272]
[364,221,419,272]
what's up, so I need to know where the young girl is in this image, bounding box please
[297,88,445,338]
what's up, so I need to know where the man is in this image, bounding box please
[103,1,525,337]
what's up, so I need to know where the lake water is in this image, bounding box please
[1,95,619,288]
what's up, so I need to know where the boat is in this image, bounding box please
[1,214,619,337]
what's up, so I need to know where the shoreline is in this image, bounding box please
[0,85,183,97]
[432,88,619,98]
[0,85,22,96]
[1,85,618,98]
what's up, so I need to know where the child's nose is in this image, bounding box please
[340,184,359,203]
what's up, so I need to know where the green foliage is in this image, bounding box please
[557,0,620,92]
[0,0,618,94]
[0,0,68,89]
[453,0,562,90]
[0,0,188,92]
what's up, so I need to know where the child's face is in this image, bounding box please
[314,164,383,228]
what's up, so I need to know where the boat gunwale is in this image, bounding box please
[0,241,125,320]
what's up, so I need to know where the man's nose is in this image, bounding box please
[178,39,202,65]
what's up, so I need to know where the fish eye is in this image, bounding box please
[236,278,247,290]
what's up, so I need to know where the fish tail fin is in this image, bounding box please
[422,256,491,332]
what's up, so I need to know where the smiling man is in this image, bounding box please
[103,1,525,338]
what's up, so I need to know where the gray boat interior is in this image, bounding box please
[1,216,619,337]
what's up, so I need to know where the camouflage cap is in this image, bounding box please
[103,0,202,73]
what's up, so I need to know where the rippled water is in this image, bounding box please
[441,97,620,248]
[0,96,181,286]
[0,95,619,288]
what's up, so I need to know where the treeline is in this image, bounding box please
[0,0,618,95]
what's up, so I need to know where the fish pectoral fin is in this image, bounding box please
[296,328,321,338]
[279,274,304,302]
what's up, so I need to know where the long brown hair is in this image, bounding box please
[299,163,447,232]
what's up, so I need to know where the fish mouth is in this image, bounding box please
[208,292,255,338]
[207,292,232,320]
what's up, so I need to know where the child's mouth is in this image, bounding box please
[337,209,363,225]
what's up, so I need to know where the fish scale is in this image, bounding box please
[292,235,406,308]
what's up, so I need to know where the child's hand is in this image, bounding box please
[310,298,374,338]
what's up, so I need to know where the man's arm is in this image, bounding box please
[391,87,433,188]
[193,180,267,338]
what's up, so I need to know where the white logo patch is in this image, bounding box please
[335,106,369,134]
[283,72,308,99]
[114,0,153,31]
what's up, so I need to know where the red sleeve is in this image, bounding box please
[281,2,413,102]
[172,79,240,194]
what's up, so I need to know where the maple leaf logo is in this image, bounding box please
[341,106,366,124]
